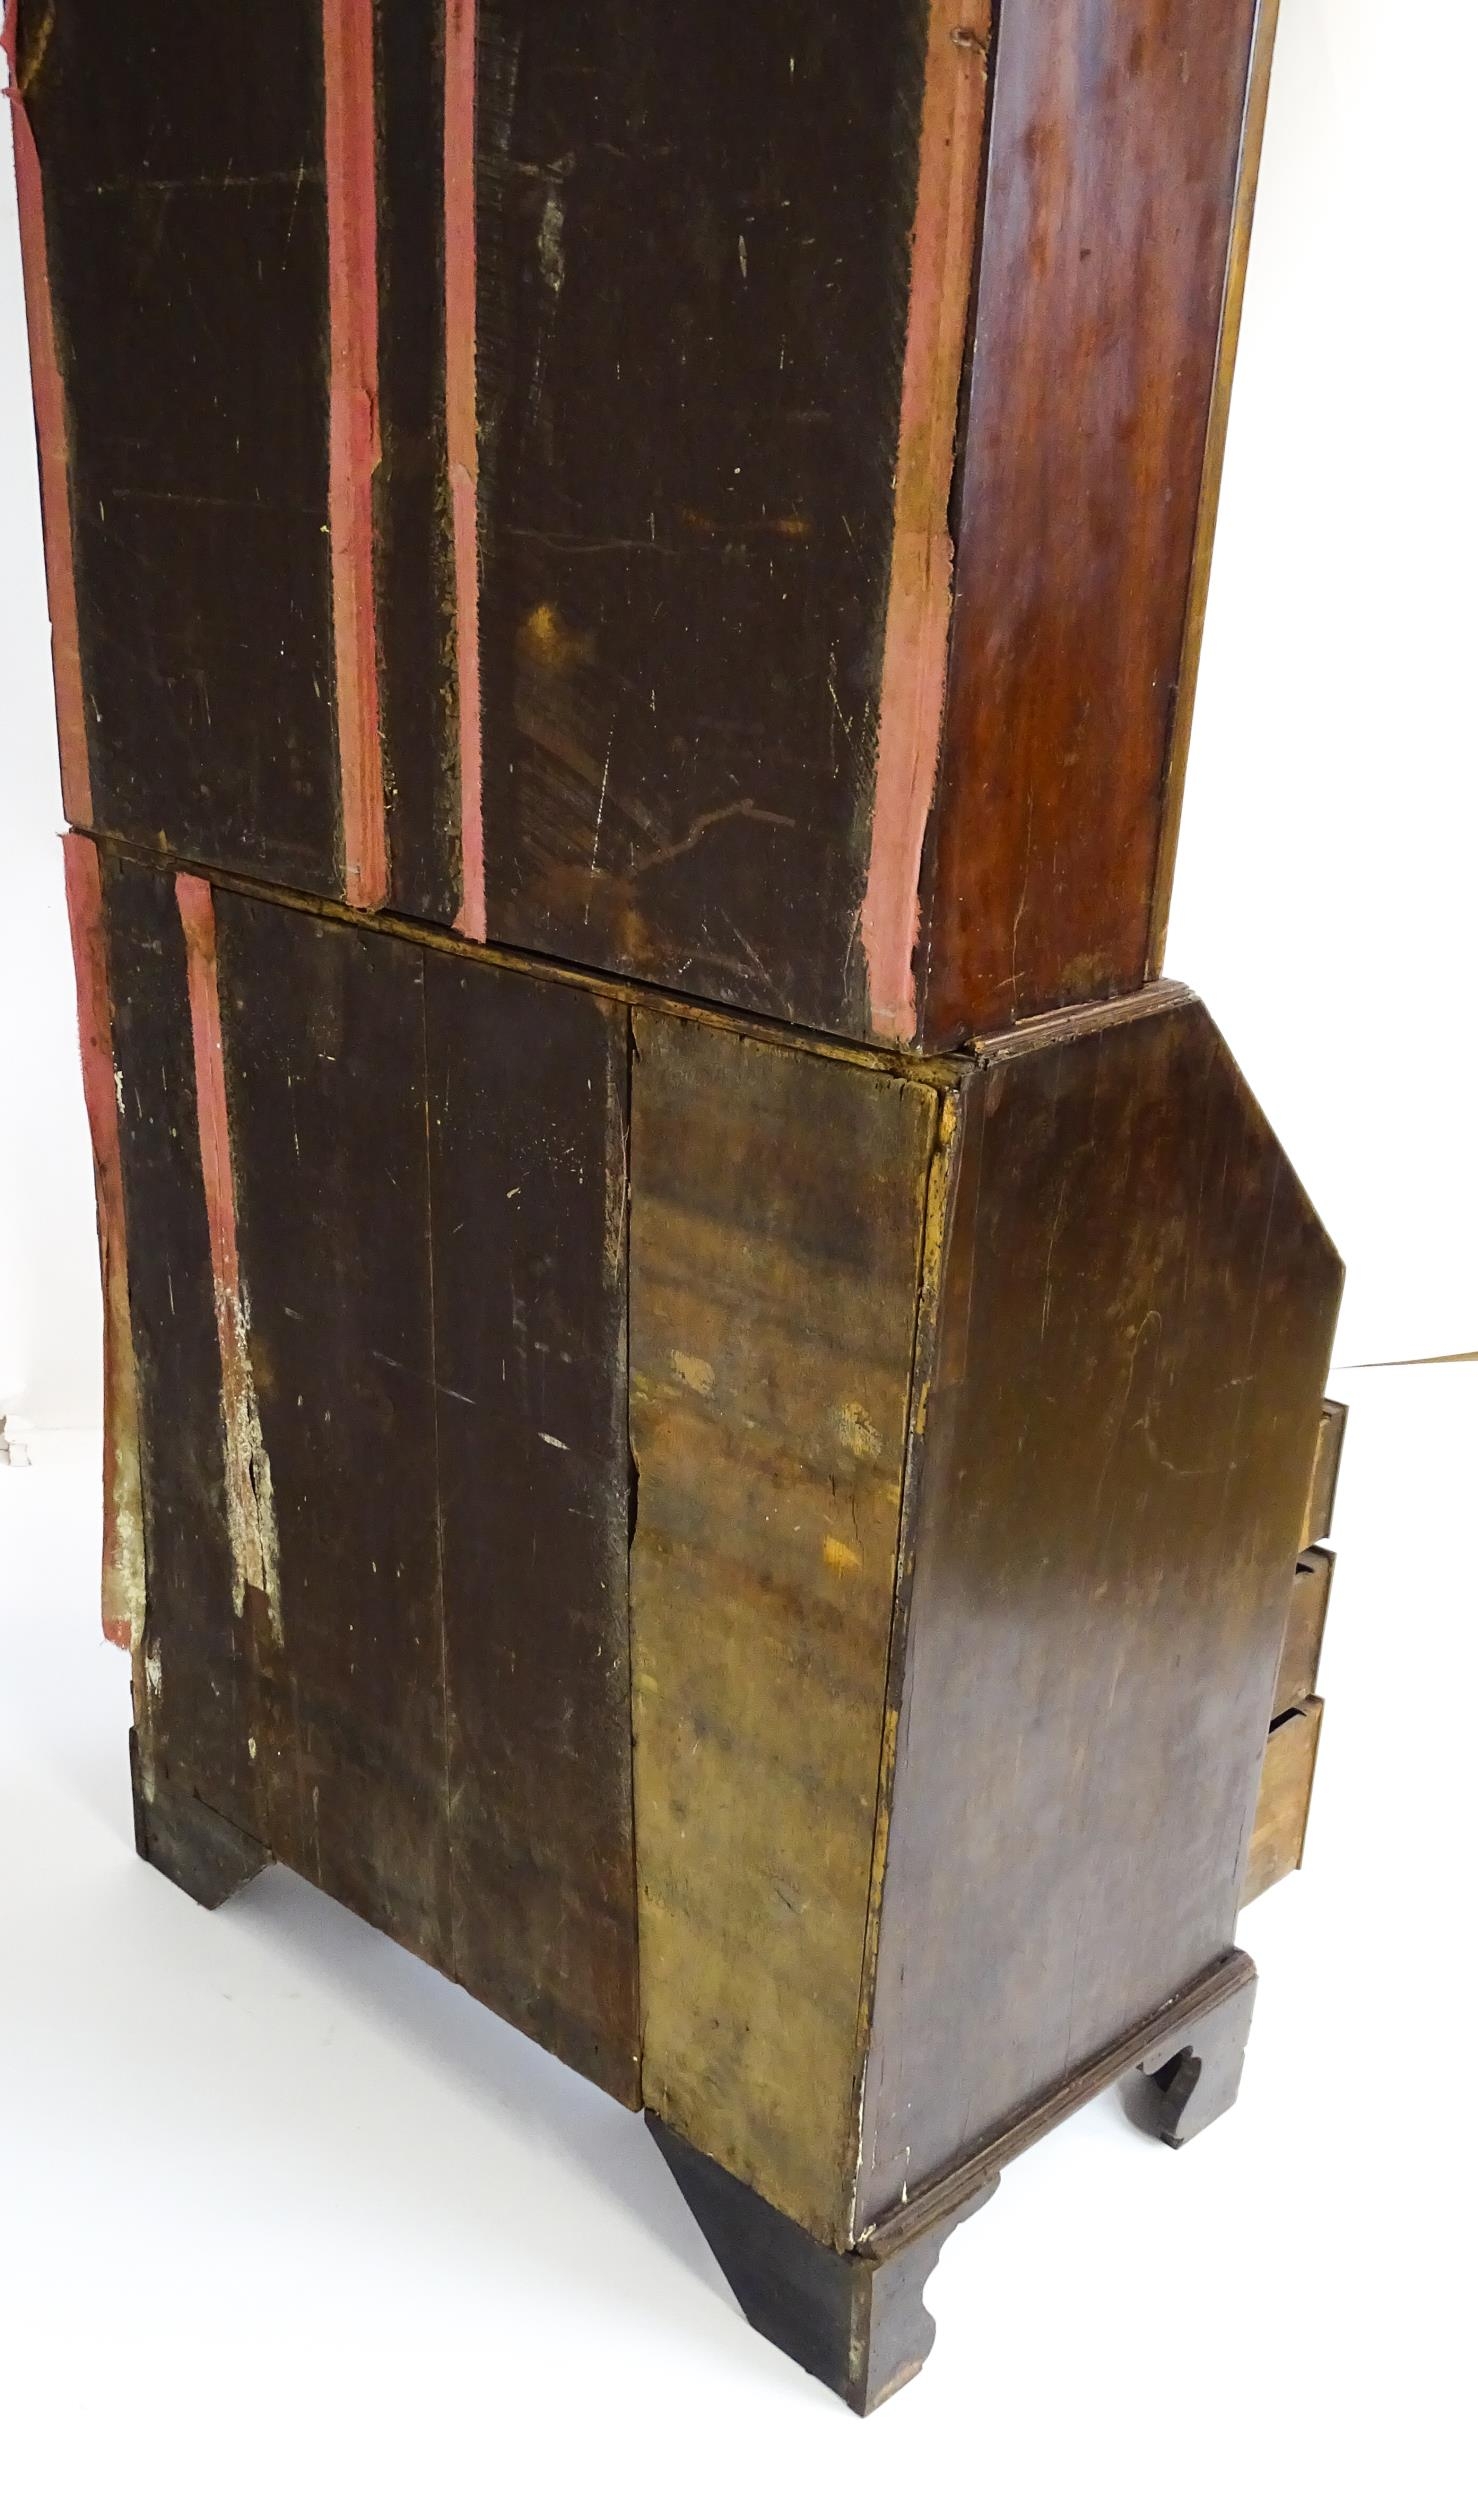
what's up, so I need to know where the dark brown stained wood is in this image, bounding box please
[629,1009,943,2243]
[96,853,262,1830]
[21,5,1279,1052]
[856,996,1343,2224]
[209,890,637,2088]
[1242,1699,1323,1904]
[82,856,639,2090]
[1272,1545,1335,1719]
[20,0,341,894]
[1300,1397,1348,1551]
[215,893,449,1960]
[422,953,638,2100]
[374,1,459,925]
[469,0,933,1036]
[917,0,1267,1047]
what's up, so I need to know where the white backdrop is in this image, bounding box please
[2,0,1474,1432]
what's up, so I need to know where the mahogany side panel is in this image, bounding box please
[918,0,1267,1045]
[856,995,1343,2220]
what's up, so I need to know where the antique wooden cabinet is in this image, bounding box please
[12,0,1342,2409]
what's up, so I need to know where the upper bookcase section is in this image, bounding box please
[12,0,1271,1051]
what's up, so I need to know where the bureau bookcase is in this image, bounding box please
[11,0,1341,2408]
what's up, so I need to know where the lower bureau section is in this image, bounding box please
[65,834,1344,2402]
[74,838,640,2099]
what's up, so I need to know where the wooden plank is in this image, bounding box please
[424,954,638,2100]
[1243,1700,1324,1904]
[372,2,462,925]
[1300,1398,1348,1551]
[629,1011,941,2242]
[214,892,448,1957]
[1272,1546,1335,1719]
[918,0,1266,1044]
[22,0,341,893]
[97,867,640,2086]
[469,0,937,1036]
[857,996,1344,2224]
[96,853,263,1830]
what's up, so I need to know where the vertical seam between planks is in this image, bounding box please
[419,962,457,1978]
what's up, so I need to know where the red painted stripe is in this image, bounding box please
[176,872,282,1637]
[861,0,992,1043]
[445,0,485,940]
[175,875,244,1308]
[5,3,93,824]
[323,0,387,909]
[62,836,139,1650]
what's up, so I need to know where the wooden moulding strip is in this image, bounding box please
[444,0,485,940]
[174,873,282,1639]
[61,835,143,1652]
[4,0,93,822]
[323,0,387,909]
[860,0,992,1045]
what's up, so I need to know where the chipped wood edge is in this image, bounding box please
[1147,0,1281,974]
[174,872,283,1642]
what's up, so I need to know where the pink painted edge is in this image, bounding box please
[323,0,387,911]
[445,0,486,941]
[61,835,136,1649]
[859,0,992,1045]
[5,4,93,824]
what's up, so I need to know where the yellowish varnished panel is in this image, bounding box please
[630,1010,942,2243]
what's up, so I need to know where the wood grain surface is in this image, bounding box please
[629,1009,944,2240]
[1242,1699,1323,1904]
[855,994,1343,2222]
[87,857,639,2098]
[918,0,1267,1045]
[20,2,1277,1050]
